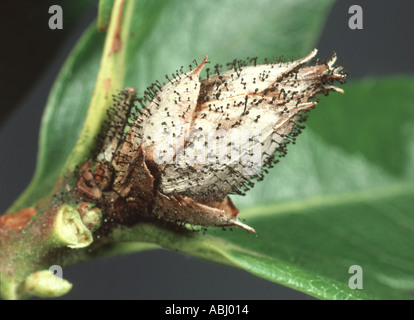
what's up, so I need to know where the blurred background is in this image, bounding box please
[1,0,413,299]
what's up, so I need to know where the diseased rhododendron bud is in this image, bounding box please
[75,49,346,234]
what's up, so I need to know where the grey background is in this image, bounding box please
[1,0,413,299]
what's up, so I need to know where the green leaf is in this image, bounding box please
[7,25,105,213]
[220,77,414,299]
[206,77,414,300]
[107,77,414,300]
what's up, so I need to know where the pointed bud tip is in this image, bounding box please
[190,56,208,76]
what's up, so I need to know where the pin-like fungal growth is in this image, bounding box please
[77,49,346,233]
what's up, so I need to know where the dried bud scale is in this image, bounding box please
[74,49,346,234]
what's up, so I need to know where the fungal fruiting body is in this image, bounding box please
[74,49,346,233]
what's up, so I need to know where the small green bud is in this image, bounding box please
[24,270,72,298]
